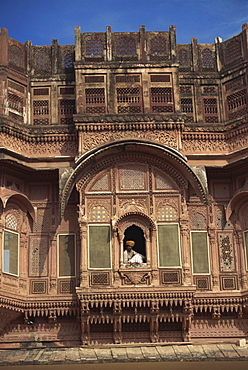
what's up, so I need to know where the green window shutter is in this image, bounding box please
[158,224,180,267]
[191,231,209,274]
[3,230,19,276]
[58,234,76,277]
[89,225,111,269]
[244,231,248,271]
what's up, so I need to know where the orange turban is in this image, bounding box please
[126,240,135,246]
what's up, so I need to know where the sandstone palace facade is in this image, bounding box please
[0,24,248,347]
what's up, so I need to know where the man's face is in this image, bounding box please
[126,245,133,252]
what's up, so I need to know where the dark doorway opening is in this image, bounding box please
[124,225,146,259]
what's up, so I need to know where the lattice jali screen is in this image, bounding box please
[114,35,137,59]
[181,98,194,122]
[85,88,106,114]
[150,87,174,113]
[116,75,140,84]
[29,236,48,276]
[34,208,51,232]
[59,99,75,124]
[221,276,237,290]
[224,77,245,92]
[119,168,145,190]
[223,36,242,65]
[83,34,105,62]
[32,99,49,125]
[201,48,215,69]
[30,280,47,294]
[178,48,189,66]
[226,89,247,120]
[202,98,218,123]
[116,86,142,113]
[59,46,75,72]
[155,173,174,189]
[218,234,235,272]
[33,46,52,75]
[157,206,177,221]
[89,206,109,222]
[191,213,206,229]
[194,276,210,290]
[59,279,75,294]
[91,174,110,191]
[90,272,110,285]
[5,214,18,230]
[149,35,168,61]
[8,92,24,122]
[161,270,180,284]
[8,44,24,69]
[8,79,25,94]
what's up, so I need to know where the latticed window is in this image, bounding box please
[203,98,218,123]
[178,49,189,66]
[85,76,104,84]
[85,88,106,114]
[119,168,145,190]
[33,100,49,115]
[61,52,74,69]
[8,45,24,68]
[116,87,142,114]
[115,35,136,55]
[201,48,214,68]
[8,79,25,94]
[157,206,177,221]
[227,89,247,110]
[33,88,49,96]
[150,87,174,113]
[224,38,242,64]
[151,87,173,103]
[85,39,104,56]
[59,100,75,115]
[191,213,206,229]
[117,88,140,104]
[85,88,105,104]
[181,98,193,113]
[59,100,75,124]
[8,92,23,114]
[89,206,109,222]
[91,174,109,191]
[5,214,18,230]
[33,47,52,75]
[150,36,167,54]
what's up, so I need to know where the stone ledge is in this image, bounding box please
[0,343,247,366]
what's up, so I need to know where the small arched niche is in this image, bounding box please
[124,225,146,259]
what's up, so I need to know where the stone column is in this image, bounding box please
[209,227,220,291]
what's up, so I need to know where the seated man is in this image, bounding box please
[123,240,144,267]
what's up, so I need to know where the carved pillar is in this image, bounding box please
[112,227,120,287]
[235,229,247,289]
[113,300,122,344]
[180,221,192,285]
[208,228,219,290]
[78,218,88,287]
[49,237,57,294]
[81,302,90,345]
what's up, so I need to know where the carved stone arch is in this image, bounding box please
[61,140,208,217]
[116,212,155,240]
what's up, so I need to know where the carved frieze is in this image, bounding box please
[80,130,178,153]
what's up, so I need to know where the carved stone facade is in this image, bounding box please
[0,24,248,347]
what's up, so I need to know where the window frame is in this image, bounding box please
[2,229,19,276]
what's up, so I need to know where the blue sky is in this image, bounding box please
[0,0,247,45]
